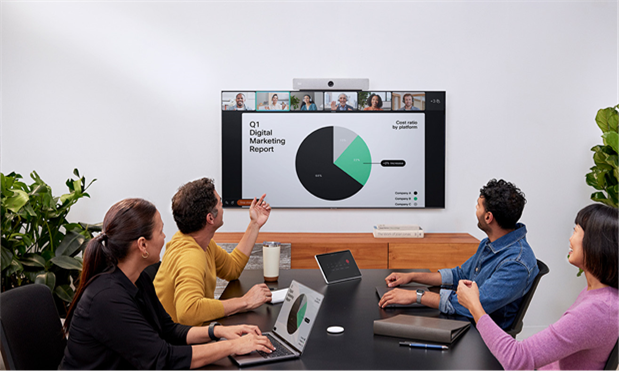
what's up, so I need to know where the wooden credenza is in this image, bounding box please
[213,232,480,271]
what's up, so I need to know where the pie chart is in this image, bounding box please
[296,126,372,201]
[287,294,307,334]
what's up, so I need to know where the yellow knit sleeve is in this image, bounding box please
[173,247,226,326]
[212,240,250,282]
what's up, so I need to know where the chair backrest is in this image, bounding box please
[604,339,619,370]
[0,284,67,370]
[144,261,161,281]
[506,259,550,338]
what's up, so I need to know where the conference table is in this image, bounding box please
[204,269,502,370]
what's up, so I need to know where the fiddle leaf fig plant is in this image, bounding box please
[573,105,619,277]
[585,104,618,208]
[1,169,100,313]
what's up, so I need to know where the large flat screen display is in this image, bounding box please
[221,90,445,209]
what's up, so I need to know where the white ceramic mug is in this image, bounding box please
[263,241,281,282]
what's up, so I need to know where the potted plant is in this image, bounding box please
[290,94,300,110]
[571,104,619,277]
[357,91,370,109]
[1,169,100,315]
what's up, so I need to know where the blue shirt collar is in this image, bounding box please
[485,223,527,254]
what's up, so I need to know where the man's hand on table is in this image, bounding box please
[242,283,272,310]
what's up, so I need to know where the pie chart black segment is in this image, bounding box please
[295,127,363,201]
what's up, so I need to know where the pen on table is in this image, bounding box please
[399,341,449,350]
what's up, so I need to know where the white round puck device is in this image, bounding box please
[327,326,344,334]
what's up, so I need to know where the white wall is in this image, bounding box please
[2,1,617,335]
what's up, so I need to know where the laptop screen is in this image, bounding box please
[272,280,324,352]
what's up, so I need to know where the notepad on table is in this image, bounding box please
[269,288,288,304]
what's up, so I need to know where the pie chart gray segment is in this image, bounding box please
[333,126,359,162]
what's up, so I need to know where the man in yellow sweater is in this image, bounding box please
[154,178,273,326]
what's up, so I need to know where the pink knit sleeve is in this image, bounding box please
[476,297,611,370]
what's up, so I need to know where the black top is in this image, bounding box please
[60,268,193,370]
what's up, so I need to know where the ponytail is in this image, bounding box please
[63,234,114,333]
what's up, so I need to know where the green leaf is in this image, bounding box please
[23,203,36,217]
[1,246,14,271]
[602,131,619,154]
[55,284,74,302]
[77,239,90,255]
[80,222,103,233]
[590,191,617,207]
[589,167,609,189]
[577,268,584,277]
[73,179,82,194]
[20,254,46,268]
[607,184,618,207]
[596,106,618,133]
[585,171,599,189]
[56,231,85,257]
[609,104,619,133]
[41,249,53,262]
[59,192,73,204]
[35,271,56,292]
[608,154,619,169]
[29,182,47,196]
[5,259,23,276]
[4,189,29,213]
[50,256,83,270]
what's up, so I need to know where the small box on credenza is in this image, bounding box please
[372,225,424,238]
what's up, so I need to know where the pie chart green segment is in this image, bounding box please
[297,302,307,328]
[334,135,372,186]
[296,126,372,201]
[287,294,307,334]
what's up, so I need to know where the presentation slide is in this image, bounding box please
[241,113,425,208]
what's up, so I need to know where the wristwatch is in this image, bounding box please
[416,289,424,304]
[208,321,221,341]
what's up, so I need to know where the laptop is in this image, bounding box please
[315,250,362,284]
[230,280,324,367]
[375,284,429,308]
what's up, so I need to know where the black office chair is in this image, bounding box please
[505,259,550,338]
[144,261,161,281]
[604,339,618,370]
[0,284,67,370]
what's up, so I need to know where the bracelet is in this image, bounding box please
[208,321,221,341]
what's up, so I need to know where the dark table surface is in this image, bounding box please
[204,269,502,370]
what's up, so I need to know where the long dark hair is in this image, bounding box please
[575,203,618,289]
[367,94,383,108]
[63,198,157,333]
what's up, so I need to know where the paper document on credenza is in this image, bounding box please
[373,314,470,344]
[372,224,424,238]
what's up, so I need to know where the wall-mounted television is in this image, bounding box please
[221,90,445,209]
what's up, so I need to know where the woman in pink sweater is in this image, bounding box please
[457,203,618,370]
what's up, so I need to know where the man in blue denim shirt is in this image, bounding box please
[379,179,539,330]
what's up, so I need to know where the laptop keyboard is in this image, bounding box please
[257,333,294,359]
